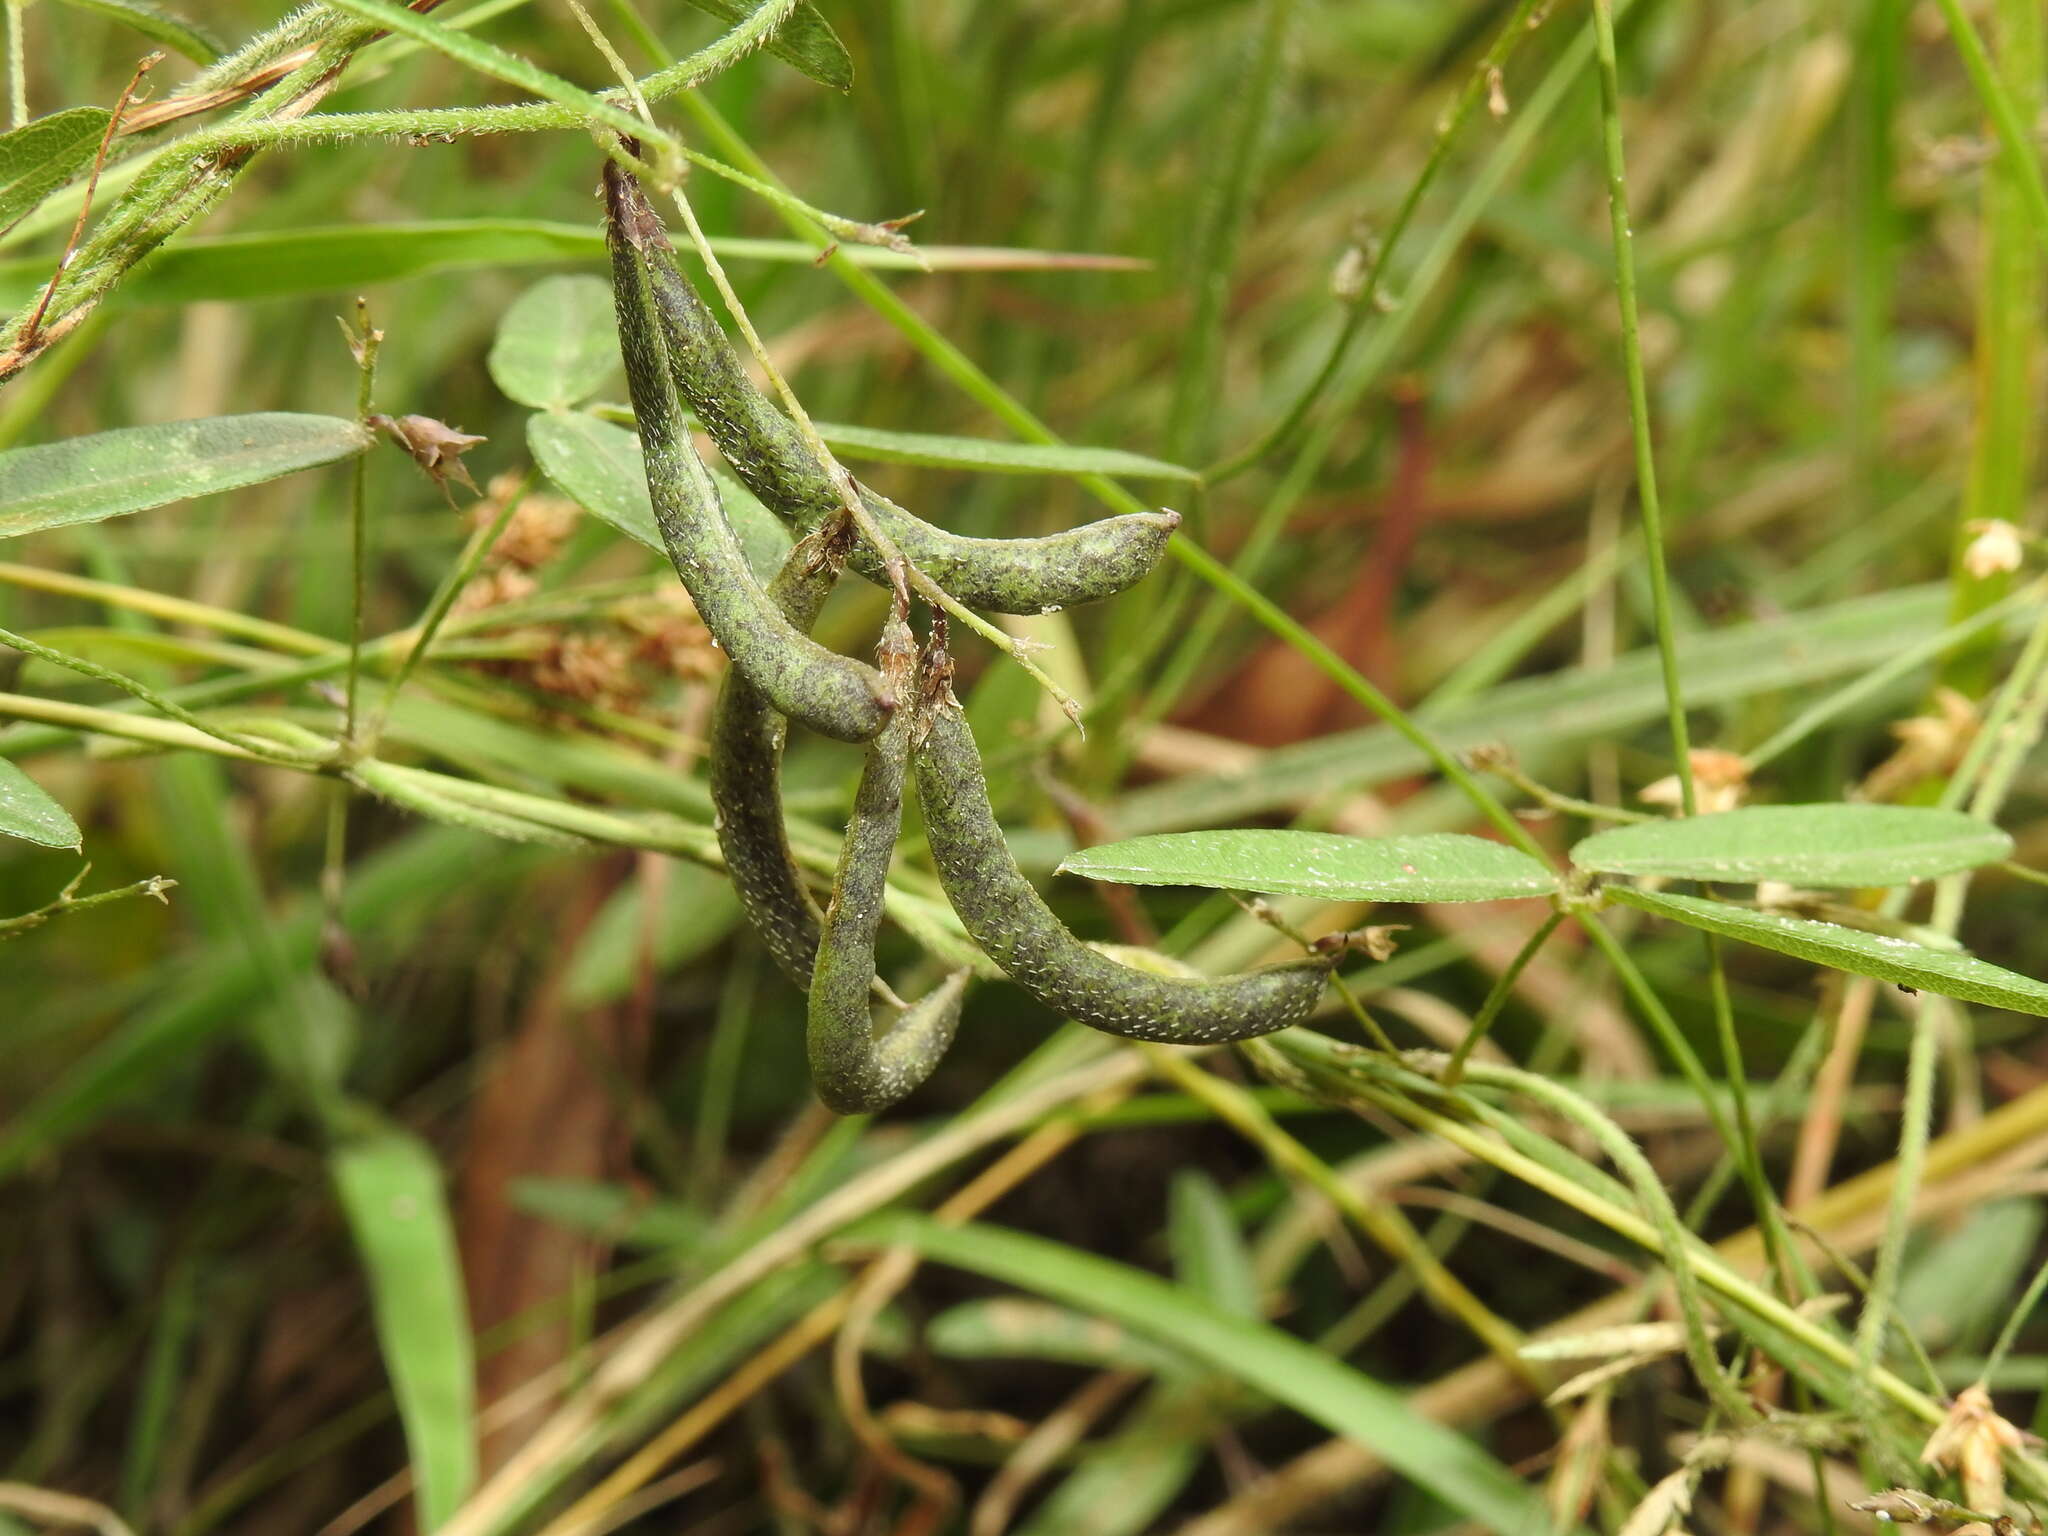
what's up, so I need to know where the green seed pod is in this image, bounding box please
[607,162,891,744]
[809,590,968,1112]
[707,525,849,991]
[641,241,1181,614]
[911,627,1333,1042]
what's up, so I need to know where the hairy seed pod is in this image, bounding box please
[809,588,968,1112]
[911,628,1333,1042]
[637,230,1181,614]
[707,525,851,990]
[606,161,891,744]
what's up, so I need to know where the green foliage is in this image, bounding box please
[1571,804,2014,887]
[0,413,371,537]
[486,274,617,410]
[0,757,77,848]
[0,107,109,229]
[851,1211,1563,1536]
[1608,886,2048,1018]
[1061,828,1558,902]
[9,2,2048,1531]
[330,1125,479,1531]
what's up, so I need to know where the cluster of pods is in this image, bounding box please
[604,161,1333,1113]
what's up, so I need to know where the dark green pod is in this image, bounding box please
[809,598,967,1112]
[707,528,847,991]
[607,162,891,744]
[641,248,1181,614]
[911,632,1333,1042]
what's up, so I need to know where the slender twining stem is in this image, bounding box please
[343,301,382,742]
[366,470,536,744]
[1443,909,1565,1083]
[1589,0,1692,815]
[0,626,326,767]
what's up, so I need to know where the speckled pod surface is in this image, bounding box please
[607,162,891,744]
[707,530,845,992]
[808,602,967,1112]
[642,253,1181,615]
[912,636,1333,1042]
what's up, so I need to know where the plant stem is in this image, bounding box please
[1589,0,1692,815]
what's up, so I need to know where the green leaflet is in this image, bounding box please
[0,758,81,849]
[1062,829,1558,903]
[488,275,617,409]
[526,409,790,584]
[1607,886,2048,1017]
[0,414,372,538]
[0,107,111,231]
[1571,804,2012,888]
[330,1125,478,1531]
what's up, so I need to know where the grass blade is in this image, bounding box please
[330,1123,478,1531]
[847,1211,1563,1536]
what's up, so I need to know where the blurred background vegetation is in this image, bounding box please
[4,0,2048,1532]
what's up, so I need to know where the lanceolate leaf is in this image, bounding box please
[0,414,372,538]
[0,226,1137,310]
[1060,830,1557,903]
[0,107,111,230]
[848,1211,1562,1536]
[815,422,1197,482]
[527,411,789,583]
[0,758,81,849]
[488,275,617,410]
[1571,805,2012,888]
[1607,886,2048,1017]
[679,0,853,89]
[330,1126,478,1531]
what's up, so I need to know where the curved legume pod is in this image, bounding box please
[809,599,968,1112]
[708,524,849,991]
[607,161,891,744]
[911,630,1333,1042]
[634,212,1180,614]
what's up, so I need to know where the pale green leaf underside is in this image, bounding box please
[0,107,111,230]
[1060,830,1557,903]
[330,1128,478,1530]
[1608,886,2048,1017]
[1572,804,2011,887]
[527,411,790,584]
[0,414,371,538]
[0,758,81,849]
[816,421,1196,482]
[488,275,617,410]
